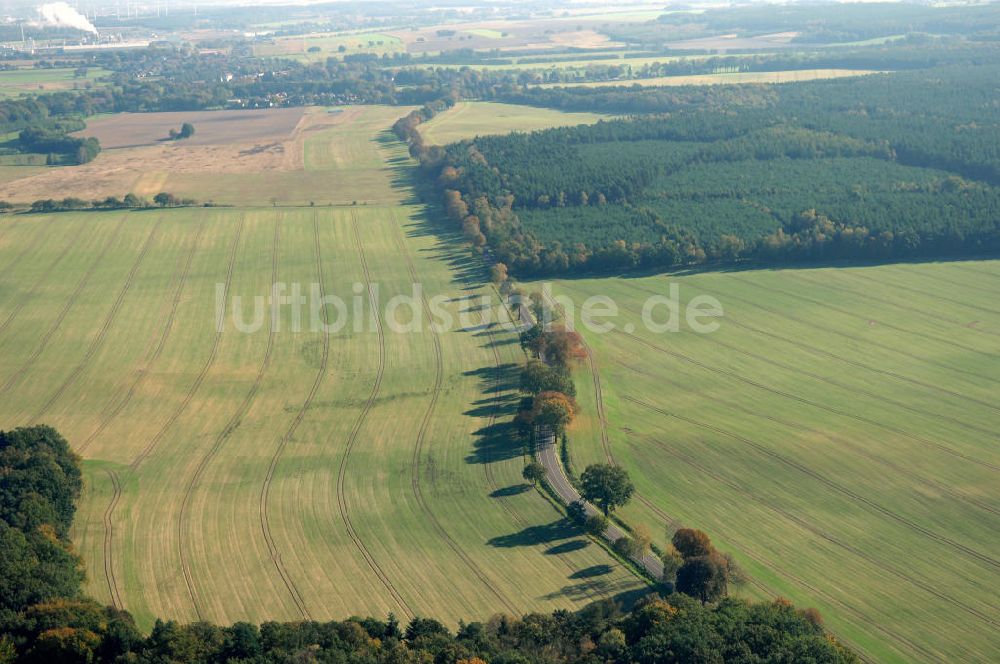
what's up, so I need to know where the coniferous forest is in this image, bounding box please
[416,63,1000,276]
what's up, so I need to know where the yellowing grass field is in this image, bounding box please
[417,102,610,144]
[0,109,647,629]
[537,261,1000,663]
[0,106,415,206]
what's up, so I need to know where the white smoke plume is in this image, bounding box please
[37,2,98,34]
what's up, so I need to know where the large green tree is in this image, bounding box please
[579,464,634,516]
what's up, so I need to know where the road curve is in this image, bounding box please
[535,428,663,580]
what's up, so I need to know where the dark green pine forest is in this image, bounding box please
[419,64,1000,276]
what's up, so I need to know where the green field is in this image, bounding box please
[535,68,880,88]
[466,28,506,39]
[253,32,403,61]
[0,67,108,97]
[417,102,610,144]
[0,110,646,629]
[401,52,755,73]
[534,261,1000,663]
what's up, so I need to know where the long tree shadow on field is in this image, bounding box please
[464,360,523,465]
[488,517,583,548]
[382,131,490,288]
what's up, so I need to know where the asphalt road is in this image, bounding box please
[536,428,664,581]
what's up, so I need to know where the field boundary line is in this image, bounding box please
[336,209,413,616]
[0,214,128,397]
[77,218,206,455]
[29,217,164,425]
[177,217,280,621]
[390,212,520,616]
[258,212,325,621]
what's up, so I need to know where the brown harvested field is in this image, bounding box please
[75,108,307,149]
[0,106,405,205]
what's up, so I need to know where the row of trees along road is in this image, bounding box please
[506,289,745,602]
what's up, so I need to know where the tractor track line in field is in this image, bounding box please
[828,269,1000,321]
[538,292,614,467]
[127,214,245,471]
[615,355,1000,521]
[77,220,206,455]
[681,278,1000,392]
[102,216,242,619]
[391,216,519,616]
[178,218,280,621]
[568,333,881,657]
[577,325,776,600]
[623,430,946,663]
[620,393,1000,574]
[790,270,1000,339]
[28,218,163,425]
[0,215,127,397]
[889,269,1000,310]
[634,280,1000,413]
[0,217,44,275]
[487,290,606,599]
[581,333,613,465]
[622,404,1000,626]
[0,218,88,339]
[102,469,124,610]
[618,327,1000,474]
[951,264,1000,281]
[712,314,1000,431]
[646,427,1000,624]
[258,212,323,621]
[726,274,1000,367]
[0,215,15,249]
[614,425,929,662]
[338,210,413,617]
[674,314,999,440]
[730,533,935,663]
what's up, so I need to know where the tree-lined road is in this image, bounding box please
[536,428,664,581]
